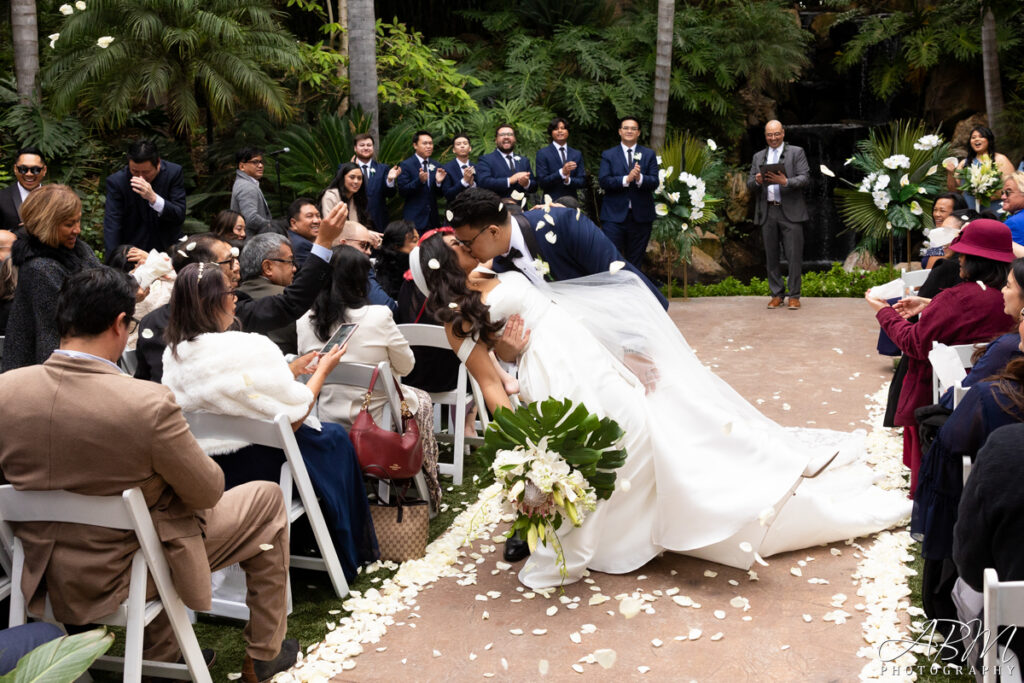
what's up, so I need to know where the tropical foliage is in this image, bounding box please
[651,132,724,267]
[43,0,301,134]
[831,120,949,242]
[0,627,113,683]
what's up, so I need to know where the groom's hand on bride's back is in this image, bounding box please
[495,314,531,362]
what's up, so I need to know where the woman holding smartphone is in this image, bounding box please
[162,261,378,581]
[296,245,441,505]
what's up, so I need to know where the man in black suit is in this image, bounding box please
[103,140,187,254]
[746,120,810,310]
[441,133,477,203]
[476,124,537,200]
[536,118,585,202]
[0,146,47,232]
[353,133,401,233]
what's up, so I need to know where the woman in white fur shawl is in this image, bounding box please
[162,262,378,581]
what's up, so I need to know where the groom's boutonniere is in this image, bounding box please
[428,164,436,172]
[513,155,522,163]
[533,256,552,281]
[369,166,376,175]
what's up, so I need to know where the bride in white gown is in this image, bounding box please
[411,232,911,589]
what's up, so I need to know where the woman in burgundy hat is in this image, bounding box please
[866,218,1016,496]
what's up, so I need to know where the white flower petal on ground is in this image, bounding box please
[532,629,548,635]
[688,628,702,641]
[594,649,617,669]
[704,570,718,578]
[96,36,115,48]
[714,610,726,620]
[730,596,750,611]
[710,633,724,641]
[509,628,523,635]
[432,649,441,657]
[802,614,813,623]
[546,605,558,616]
[637,665,651,674]
[619,597,642,619]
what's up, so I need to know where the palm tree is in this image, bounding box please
[650,0,674,150]
[11,0,39,103]
[980,5,1004,138]
[347,0,379,141]
[44,0,301,136]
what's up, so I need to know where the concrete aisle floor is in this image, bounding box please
[333,296,904,683]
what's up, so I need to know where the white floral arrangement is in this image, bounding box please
[956,158,1003,204]
[477,398,626,580]
[831,122,950,241]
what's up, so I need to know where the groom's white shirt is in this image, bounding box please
[504,217,544,286]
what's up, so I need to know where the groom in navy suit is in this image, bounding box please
[353,133,400,233]
[536,117,585,202]
[598,116,659,268]
[475,125,537,199]
[448,187,668,310]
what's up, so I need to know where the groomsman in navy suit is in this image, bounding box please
[475,124,537,199]
[397,131,447,230]
[353,133,400,233]
[536,118,585,202]
[441,133,477,203]
[598,116,659,267]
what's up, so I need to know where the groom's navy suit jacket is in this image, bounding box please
[396,155,444,229]
[491,206,669,310]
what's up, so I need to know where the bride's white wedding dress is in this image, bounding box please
[461,271,910,589]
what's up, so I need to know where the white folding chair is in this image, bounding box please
[900,267,931,296]
[0,486,211,682]
[983,568,1024,683]
[397,324,489,485]
[320,361,434,513]
[931,342,983,403]
[120,348,138,375]
[184,412,350,616]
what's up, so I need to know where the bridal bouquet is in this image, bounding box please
[476,398,627,578]
[651,133,723,265]
[831,120,950,242]
[955,158,1003,204]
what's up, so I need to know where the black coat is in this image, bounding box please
[2,230,100,371]
[135,253,331,382]
[0,183,24,232]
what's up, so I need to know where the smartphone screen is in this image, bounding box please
[319,323,358,354]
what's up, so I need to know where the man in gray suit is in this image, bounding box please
[231,147,282,236]
[747,120,810,310]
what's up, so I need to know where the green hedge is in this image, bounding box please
[662,263,902,298]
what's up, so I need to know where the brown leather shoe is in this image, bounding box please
[788,298,801,310]
[767,297,784,309]
[241,639,299,683]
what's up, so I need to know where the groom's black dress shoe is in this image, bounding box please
[503,537,530,562]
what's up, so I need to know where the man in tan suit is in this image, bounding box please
[0,267,296,682]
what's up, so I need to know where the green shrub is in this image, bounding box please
[663,263,902,298]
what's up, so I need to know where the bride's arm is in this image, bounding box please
[445,324,513,415]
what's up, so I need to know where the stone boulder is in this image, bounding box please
[842,249,880,272]
[924,65,985,128]
[951,113,989,158]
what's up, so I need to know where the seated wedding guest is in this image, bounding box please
[338,221,396,312]
[296,245,440,505]
[0,229,16,259]
[0,257,16,333]
[375,220,418,300]
[286,197,320,268]
[914,348,1024,648]
[947,124,1017,213]
[1001,170,1024,247]
[106,244,175,350]
[0,266,299,680]
[935,257,1024,410]
[321,163,373,230]
[921,194,967,268]
[953,423,1024,662]
[866,218,1015,495]
[134,202,347,383]
[3,184,100,371]
[237,233,298,354]
[162,262,377,581]
[210,209,247,246]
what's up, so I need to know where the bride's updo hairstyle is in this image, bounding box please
[418,233,504,347]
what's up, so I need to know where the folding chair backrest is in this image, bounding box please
[185,411,293,451]
[931,342,983,403]
[322,360,403,427]
[984,568,1024,682]
[901,268,931,292]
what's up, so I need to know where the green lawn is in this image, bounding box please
[906,545,975,683]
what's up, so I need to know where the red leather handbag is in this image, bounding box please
[349,366,424,480]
